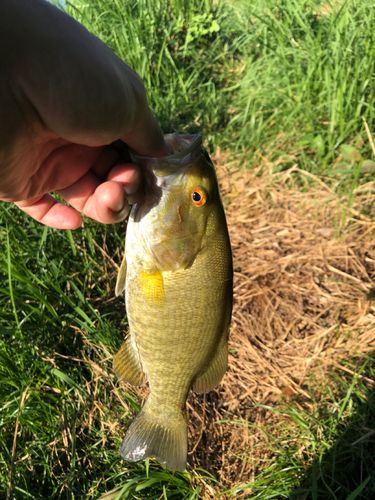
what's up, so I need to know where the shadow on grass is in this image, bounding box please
[226,356,375,500]
[290,359,375,500]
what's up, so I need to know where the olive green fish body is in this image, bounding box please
[114,134,232,471]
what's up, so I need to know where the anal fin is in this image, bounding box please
[114,337,144,387]
[193,335,228,394]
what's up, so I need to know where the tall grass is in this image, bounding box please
[64,0,242,146]
[228,0,375,171]
[63,0,375,173]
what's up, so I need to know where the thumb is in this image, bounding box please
[120,105,168,158]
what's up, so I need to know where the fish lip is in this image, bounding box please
[159,133,203,160]
[131,199,156,224]
[129,134,203,162]
[130,163,194,224]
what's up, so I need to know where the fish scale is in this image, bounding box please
[114,134,233,471]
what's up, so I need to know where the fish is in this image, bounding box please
[114,133,233,471]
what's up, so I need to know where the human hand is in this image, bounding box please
[0,0,167,229]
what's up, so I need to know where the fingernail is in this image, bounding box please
[111,202,130,221]
[111,192,127,213]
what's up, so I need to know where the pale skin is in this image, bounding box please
[0,0,168,229]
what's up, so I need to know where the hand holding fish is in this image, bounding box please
[0,0,166,229]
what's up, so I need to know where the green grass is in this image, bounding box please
[1,0,375,498]
[62,0,375,173]
[227,0,375,168]
[223,358,375,499]
[0,206,201,499]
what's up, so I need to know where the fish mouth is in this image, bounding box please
[130,134,202,163]
[159,134,203,161]
[130,134,203,187]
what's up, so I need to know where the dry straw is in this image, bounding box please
[184,155,375,494]
[102,155,375,497]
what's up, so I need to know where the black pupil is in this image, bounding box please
[192,191,202,202]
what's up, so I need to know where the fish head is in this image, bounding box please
[130,134,222,272]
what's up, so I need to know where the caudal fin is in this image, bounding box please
[120,405,188,472]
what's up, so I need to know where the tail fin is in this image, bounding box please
[120,404,188,472]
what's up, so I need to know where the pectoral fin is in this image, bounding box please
[193,335,228,394]
[115,254,127,296]
[114,338,144,387]
[139,268,164,305]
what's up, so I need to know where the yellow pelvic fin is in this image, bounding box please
[193,334,228,394]
[139,268,164,305]
[114,338,144,387]
[115,254,127,296]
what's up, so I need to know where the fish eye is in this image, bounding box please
[190,187,207,207]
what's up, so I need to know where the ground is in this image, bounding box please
[110,155,375,498]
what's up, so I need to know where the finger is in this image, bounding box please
[86,181,130,224]
[90,144,122,180]
[15,194,82,229]
[83,144,134,183]
[107,163,143,204]
[121,106,168,158]
[56,170,130,224]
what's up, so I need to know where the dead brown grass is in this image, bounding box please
[183,157,375,495]
[87,157,375,498]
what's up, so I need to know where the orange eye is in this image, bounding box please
[191,187,207,206]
